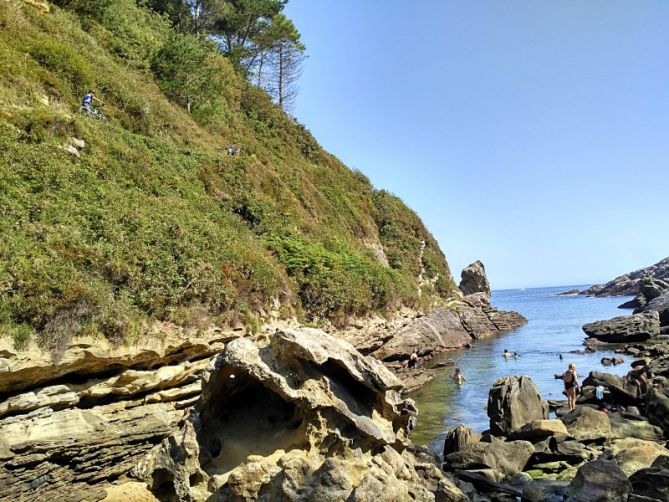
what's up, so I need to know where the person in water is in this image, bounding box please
[513,352,520,359]
[407,349,419,368]
[452,368,466,385]
[563,363,580,412]
[503,349,512,359]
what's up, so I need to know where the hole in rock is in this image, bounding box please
[198,372,309,477]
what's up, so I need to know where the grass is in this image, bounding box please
[0,0,456,354]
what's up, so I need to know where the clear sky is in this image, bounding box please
[284,0,669,290]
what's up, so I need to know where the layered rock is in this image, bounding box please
[582,311,660,343]
[131,328,466,501]
[580,256,669,297]
[635,289,669,326]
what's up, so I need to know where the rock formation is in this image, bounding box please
[582,311,660,343]
[459,260,491,297]
[487,376,549,436]
[580,256,669,297]
[0,326,468,501]
[131,328,465,501]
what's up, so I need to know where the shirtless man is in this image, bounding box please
[452,368,466,385]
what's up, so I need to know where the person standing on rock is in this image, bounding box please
[563,363,580,412]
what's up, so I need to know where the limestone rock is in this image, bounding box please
[561,407,611,441]
[487,376,549,435]
[459,260,491,297]
[567,459,631,501]
[582,311,660,343]
[133,328,466,501]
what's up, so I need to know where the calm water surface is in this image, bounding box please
[410,286,633,453]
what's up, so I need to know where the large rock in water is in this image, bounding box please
[582,311,660,343]
[459,260,491,297]
[487,376,549,435]
[132,328,466,501]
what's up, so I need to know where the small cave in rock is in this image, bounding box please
[314,358,379,418]
[197,368,309,478]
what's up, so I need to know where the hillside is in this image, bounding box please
[0,0,456,355]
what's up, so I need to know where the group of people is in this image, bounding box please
[405,346,650,414]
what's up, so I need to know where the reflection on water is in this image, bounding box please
[410,286,633,453]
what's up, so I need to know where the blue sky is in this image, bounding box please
[284,0,669,290]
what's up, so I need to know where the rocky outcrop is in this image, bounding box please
[629,455,669,501]
[459,260,490,297]
[567,459,631,501]
[132,328,466,501]
[580,257,669,297]
[487,376,549,436]
[582,311,660,343]
[636,290,669,326]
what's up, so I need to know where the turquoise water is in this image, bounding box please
[410,286,633,453]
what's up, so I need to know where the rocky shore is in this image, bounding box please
[578,256,669,298]
[0,260,526,501]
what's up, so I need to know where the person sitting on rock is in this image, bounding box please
[452,368,466,385]
[503,349,512,359]
[627,363,648,398]
[407,349,419,368]
[563,363,580,411]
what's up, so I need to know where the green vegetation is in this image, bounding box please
[0,0,455,354]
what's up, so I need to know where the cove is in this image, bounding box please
[410,285,633,453]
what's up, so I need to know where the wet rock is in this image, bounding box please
[582,311,660,343]
[487,376,549,435]
[459,260,491,297]
[567,459,631,501]
[561,407,611,441]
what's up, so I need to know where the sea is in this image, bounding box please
[410,285,634,454]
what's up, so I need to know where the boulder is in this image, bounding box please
[459,260,491,296]
[445,438,534,477]
[582,312,660,343]
[444,424,479,456]
[629,455,669,501]
[508,419,569,442]
[487,376,549,435]
[567,460,631,501]
[561,407,611,441]
[133,328,466,501]
[601,438,669,476]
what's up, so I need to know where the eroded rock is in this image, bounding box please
[133,328,466,501]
